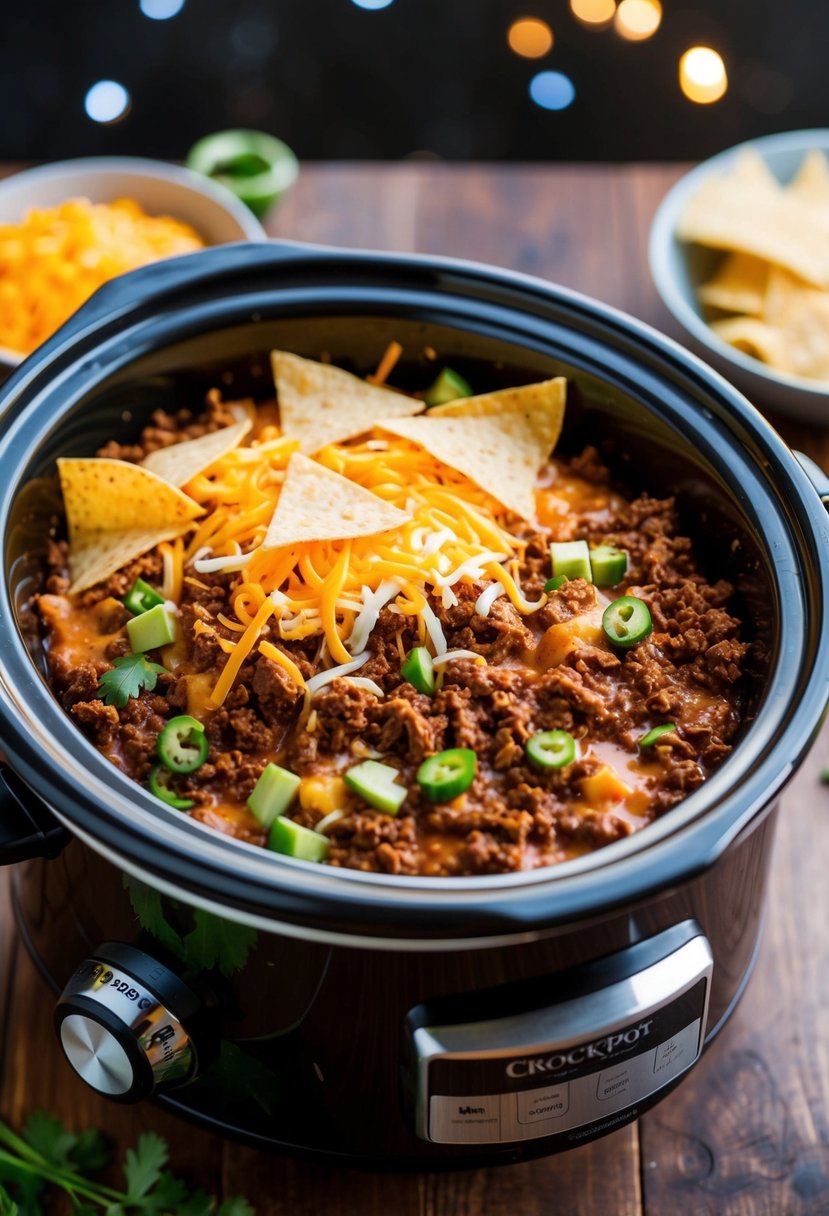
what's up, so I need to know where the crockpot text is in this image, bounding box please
[505,1019,655,1079]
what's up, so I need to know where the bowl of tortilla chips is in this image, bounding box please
[649,129,829,422]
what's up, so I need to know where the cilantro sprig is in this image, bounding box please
[0,1112,253,1215]
[98,654,167,709]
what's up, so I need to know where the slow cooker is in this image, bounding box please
[1,241,828,1166]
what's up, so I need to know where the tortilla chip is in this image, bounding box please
[58,457,203,593]
[262,452,412,550]
[727,149,781,193]
[709,316,790,370]
[761,266,829,378]
[142,419,252,486]
[788,150,829,203]
[68,525,191,595]
[677,164,829,287]
[378,378,567,521]
[698,252,770,316]
[272,351,423,454]
[58,458,203,539]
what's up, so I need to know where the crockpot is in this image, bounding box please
[1,241,828,1166]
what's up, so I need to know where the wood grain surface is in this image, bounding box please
[1,162,829,1215]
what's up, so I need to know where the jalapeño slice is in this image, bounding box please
[148,763,194,810]
[525,729,576,770]
[124,577,165,617]
[417,748,477,802]
[639,723,677,748]
[602,596,653,649]
[157,715,209,774]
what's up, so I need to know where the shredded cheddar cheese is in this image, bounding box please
[0,198,204,355]
[178,427,545,707]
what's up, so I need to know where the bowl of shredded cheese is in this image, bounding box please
[0,156,267,370]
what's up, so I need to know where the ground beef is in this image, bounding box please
[33,422,749,878]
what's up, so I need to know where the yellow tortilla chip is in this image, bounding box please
[272,351,423,454]
[677,163,829,287]
[727,149,781,193]
[788,150,829,203]
[378,378,567,521]
[68,525,191,595]
[142,419,252,487]
[58,457,203,593]
[709,316,790,370]
[698,252,770,316]
[262,452,412,550]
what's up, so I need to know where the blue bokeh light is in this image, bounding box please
[529,70,576,111]
[351,0,395,9]
[139,0,186,18]
[84,80,131,124]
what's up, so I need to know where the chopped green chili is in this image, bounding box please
[247,763,301,828]
[267,817,329,861]
[423,367,473,407]
[589,545,628,587]
[148,763,194,810]
[544,573,569,593]
[526,729,576,770]
[401,646,436,695]
[124,577,165,617]
[602,596,653,648]
[550,540,591,582]
[126,603,177,653]
[417,748,477,802]
[344,760,407,815]
[639,723,677,748]
[157,715,209,774]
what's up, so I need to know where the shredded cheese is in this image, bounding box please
[258,639,307,689]
[475,582,506,617]
[367,340,403,386]
[305,652,371,697]
[207,596,275,708]
[433,649,488,667]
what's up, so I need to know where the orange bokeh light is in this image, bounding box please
[508,17,554,58]
[570,0,616,28]
[614,0,661,41]
[679,46,728,104]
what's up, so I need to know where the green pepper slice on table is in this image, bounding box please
[417,748,477,802]
[186,129,299,217]
[157,715,209,773]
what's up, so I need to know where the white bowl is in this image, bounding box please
[0,156,267,371]
[649,129,829,423]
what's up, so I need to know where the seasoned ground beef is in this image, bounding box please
[34,400,748,878]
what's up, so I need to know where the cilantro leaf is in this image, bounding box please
[0,1187,19,1216]
[181,909,258,978]
[122,1132,168,1200]
[98,654,166,709]
[219,1199,257,1216]
[123,876,186,957]
[22,1112,110,1175]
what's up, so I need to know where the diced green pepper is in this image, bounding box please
[417,748,477,802]
[424,367,473,407]
[126,603,177,653]
[344,760,407,815]
[267,817,329,862]
[639,723,677,748]
[550,540,591,582]
[525,729,576,770]
[589,545,628,587]
[247,763,301,828]
[124,577,165,616]
[148,763,194,810]
[157,715,209,774]
[401,646,435,695]
[186,130,299,217]
[544,574,569,593]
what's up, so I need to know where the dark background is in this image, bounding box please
[1,0,826,162]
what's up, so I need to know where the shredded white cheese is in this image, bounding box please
[432,649,487,667]
[419,600,448,655]
[315,809,346,834]
[475,582,506,617]
[193,552,253,574]
[305,652,371,696]
[348,579,401,656]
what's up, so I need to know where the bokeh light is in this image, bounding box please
[679,47,728,104]
[139,0,185,19]
[570,0,616,28]
[350,0,395,8]
[84,80,131,124]
[529,70,576,111]
[508,18,554,59]
[614,0,661,41]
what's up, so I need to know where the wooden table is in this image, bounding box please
[2,162,829,1215]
